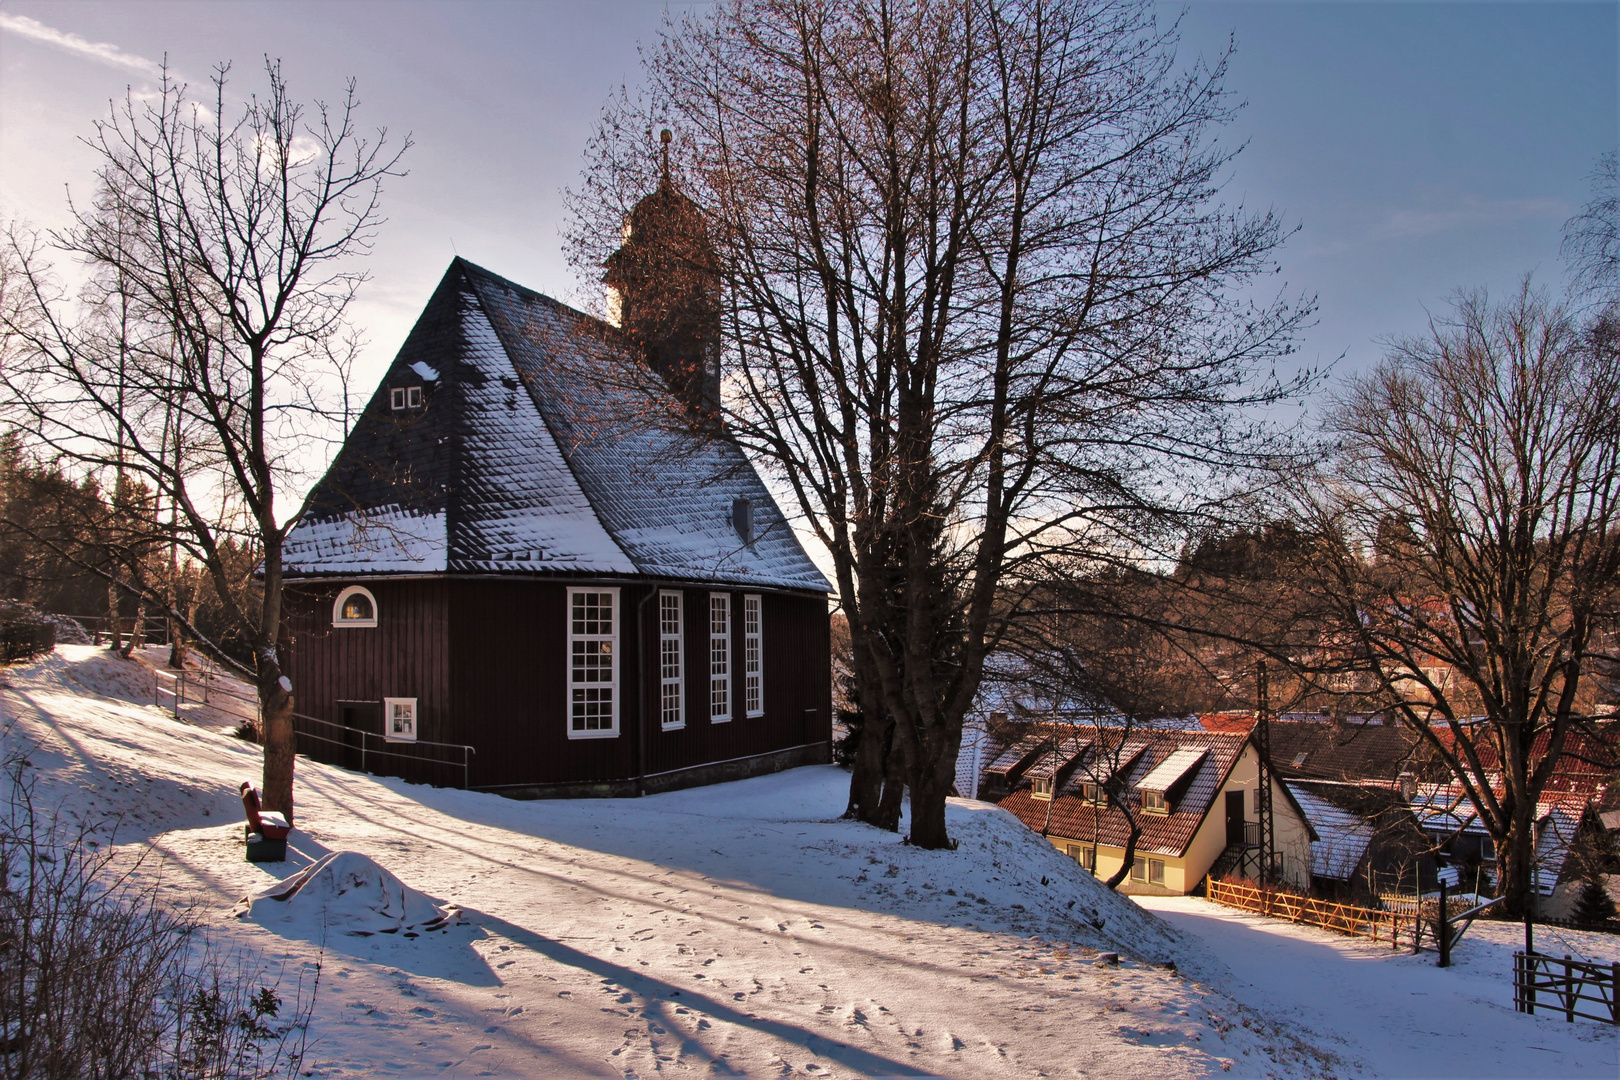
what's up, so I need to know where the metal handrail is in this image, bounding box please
[290,711,475,789]
[153,668,181,718]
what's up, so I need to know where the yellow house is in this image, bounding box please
[983,726,1316,895]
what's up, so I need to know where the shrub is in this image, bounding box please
[0,762,313,1078]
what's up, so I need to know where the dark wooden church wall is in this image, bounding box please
[448,579,638,789]
[281,580,453,784]
[641,588,831,778]
[284,578,827,792]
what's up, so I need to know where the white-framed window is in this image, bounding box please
[383,697,417,742]
[1130,858,1146,882]
[709,592,730,722]
[567,587,619,738]
[1031,776,1054,800]
[332,585,378,628]
[1066,844,1095,872]
[390,386,423,410]
[1142,790,1168,814]
[743,593,763,716]
[1148,858,1166,885]
[659,590,684,731]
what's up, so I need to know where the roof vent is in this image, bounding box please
[732,497,754,546]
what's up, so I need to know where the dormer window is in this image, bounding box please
[1077,781,1100,803]
[333,586,378,628]
[391,386,423,410]
[1030,776,1054,800]
[1142,790,1168,814]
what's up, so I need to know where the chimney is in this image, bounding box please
[732,497,754,545]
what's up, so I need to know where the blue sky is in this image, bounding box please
[1,1,1614,413]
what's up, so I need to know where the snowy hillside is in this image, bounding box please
[2,646,1336,1078]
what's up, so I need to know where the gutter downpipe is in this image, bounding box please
[636,586,657,797]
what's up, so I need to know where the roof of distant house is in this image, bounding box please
[1267,719,1430,783]
[283,258,830,593]
[990,726,1272,859]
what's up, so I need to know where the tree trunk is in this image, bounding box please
[105,577,121,651]
[843,635,894,826]
[258,659,296,824]
[908,721,961,849]
[120,597,144,659]
[1501,801,1537,919]
[166,618,187,669]
[257,543,295,823]
[1104,803,1143,890]
[873,732,907,832]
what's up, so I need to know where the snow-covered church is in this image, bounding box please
[278,178,831,797]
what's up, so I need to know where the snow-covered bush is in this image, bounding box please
[0,758,313,1078]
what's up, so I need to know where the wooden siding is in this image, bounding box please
[641,588,831,779]
[281,580,455,785]
[283,577,830,792]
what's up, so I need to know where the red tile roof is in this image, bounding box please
[989,727,1249,858]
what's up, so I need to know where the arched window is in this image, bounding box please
[333,585,378,628]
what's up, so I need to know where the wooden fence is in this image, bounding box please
[1208,877,1440,950]
[1514,952,1619,1025]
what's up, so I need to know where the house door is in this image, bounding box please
[338,702,380,772]
[1225,790,1245,847]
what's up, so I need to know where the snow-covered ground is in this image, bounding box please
[0,645,1344,1078]
[1137,894,1619,1079]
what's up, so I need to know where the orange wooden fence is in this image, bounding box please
[1207,877,1434,950]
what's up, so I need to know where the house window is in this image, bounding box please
[567,588,619,737]
[1142,790,1168,814]
[743,593,763,716]
[1148,859,1165,885]
[332,586,378,628]
[1067,844,1095,871]
[383,697,417,742]
[390,386,423,410]
[1031,776,1054,800]
[1077,781,1100,803]
[709,593,731,722]
[659,590,684,731]
[1130,859,1146,881]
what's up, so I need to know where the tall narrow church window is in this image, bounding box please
[660,590,684,730]
[567,588,618,737]
[709,593,730,722]
[743,594,763,716]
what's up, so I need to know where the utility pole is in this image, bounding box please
[1255,659,1276,911]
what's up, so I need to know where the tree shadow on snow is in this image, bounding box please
[460,904,936,1077]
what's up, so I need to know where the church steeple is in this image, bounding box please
[603,129,722,419]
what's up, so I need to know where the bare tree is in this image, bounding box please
[1293,283,1620,916]
[1564,151,1618,305]
[571,0,1308,848]
[0,62,408,822]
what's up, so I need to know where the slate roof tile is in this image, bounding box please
[284,259,829,593]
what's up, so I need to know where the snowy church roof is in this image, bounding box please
[284,259,830,593]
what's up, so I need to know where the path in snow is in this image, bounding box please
[1,646,1339,1079]
[1135,894,1618,1080]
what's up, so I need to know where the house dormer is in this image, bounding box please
[1024,734,1092,801]
[1135,748,1208,815]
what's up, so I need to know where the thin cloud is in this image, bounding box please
[0,13,164,80]
[1377,195,1567,241]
